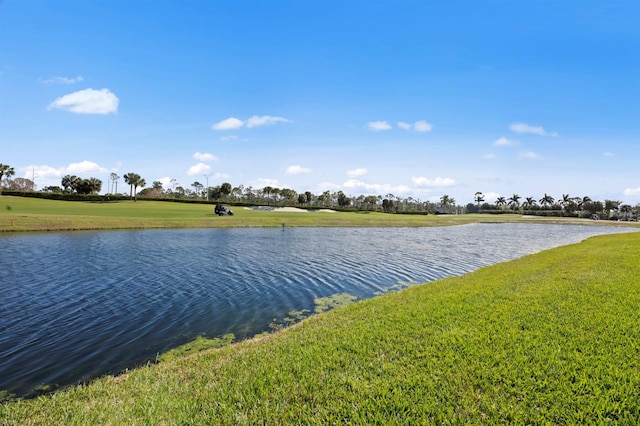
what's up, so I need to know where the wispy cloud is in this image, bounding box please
[40,75,85,85]
[212,115,292,130]
[212,117,244,130]
[483,153,498,159]
[286,165,311,175]
[509,122,558,137]
[48,88,119,114]
[367,120,392,131]
[346,168,368,178]
[603,152,615,157]
[193,152,218,162]
[343,179,411,195]
[411,176,456,187]
[493,136,518,146]
[623,187,640,197]
[519,151,543,160]
[413,120,433,132]
[246,115,291,128]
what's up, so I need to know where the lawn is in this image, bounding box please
[1,232,638,424]
[1,196,636,232]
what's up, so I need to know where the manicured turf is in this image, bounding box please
[1,232,638,424]
[1,196,636,232]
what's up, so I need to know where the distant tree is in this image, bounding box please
[0,163,15,195]
[522,197,537,210]
[219,182,232,199]
[495,196,507,209]
[86,177,102,194]
[474,192,485,209]
[6,177,34,191]
[191,181,204,198]
[382,198,394,213]
[439,194,455,213]
[110,173,120,194]
[539,193,554,209]
[42,185,63,194]
[61,175,81,194]
[508,194,521,210]
[337,191,351,207]
[123,173,145,201]
[152,181,163,190]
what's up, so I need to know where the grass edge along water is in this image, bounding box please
[1,232,639,424]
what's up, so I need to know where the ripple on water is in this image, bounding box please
[0,224,635,397]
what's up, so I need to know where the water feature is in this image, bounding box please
[0,223,635,397]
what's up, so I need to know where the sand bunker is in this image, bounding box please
[244,206,336,213]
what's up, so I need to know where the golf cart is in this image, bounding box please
[215,204,234,216]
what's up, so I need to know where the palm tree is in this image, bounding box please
[0,163,15,195]
[560,194,571,209]
[508,194,521,211]
[539,193,555,209]
[87,177,102,194]
[495,196,507,209]
[123,173,145,201]
[474,192,485,209]
[61,174,80,194]
[522,197,537,210]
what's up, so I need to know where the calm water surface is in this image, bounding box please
[0,223,635,397]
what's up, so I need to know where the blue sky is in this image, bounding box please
[1,0,639,205]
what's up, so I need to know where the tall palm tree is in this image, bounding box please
[495,196,507,209]
[87,177,102,194]
[0,163,15,195]
[560,194,571,209]
[523,197,537,209]
[474,191,485,209]
[123,173,145,201]
[539,193,555,209]
[508,193,521,211]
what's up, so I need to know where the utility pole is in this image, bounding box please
[203,175,209,201]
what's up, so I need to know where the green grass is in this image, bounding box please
[1,232,639,424]
[2,195,637,232]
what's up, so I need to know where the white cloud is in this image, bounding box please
[66,160,109,174]
[187,163,211,175]
[219,135,239,141]
[411,176,456,187]
[483,192,501,203]
[603,152,615,157]
[246,115,291,128]
[48,88,119,114]
[519,151,543,160]
[346,168,368,178]
[157,177,173,188]
[212,117,244,130]
[212,115,291,130]
[413,120,433,133]
[343,179,411,195]
[493,136,518,146]
[193,152,218,162]
[623,187,640,197]
[509,122,558,137]
[40,76,85,85]
[213,172,231,179]
[367,120,392,131]
[23,164,61,180]
[396,121,411,130]
[286,165,311,175]
[483,153,498,159]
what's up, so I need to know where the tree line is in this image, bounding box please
[0,163,638,220]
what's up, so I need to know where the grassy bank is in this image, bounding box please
[2,196,637,232]
[2,232,638,424]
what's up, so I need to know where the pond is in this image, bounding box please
[0,223,635,397]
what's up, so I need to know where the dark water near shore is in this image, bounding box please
[0,224,635,397]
